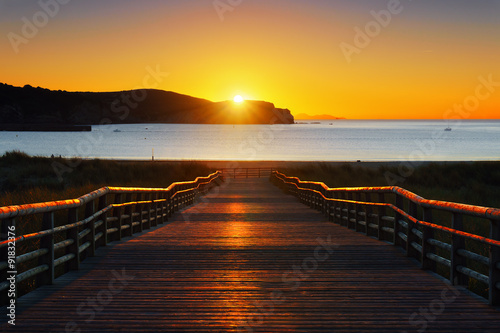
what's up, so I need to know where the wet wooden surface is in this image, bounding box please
[2,178,500,332]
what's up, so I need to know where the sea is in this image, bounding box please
[0,120,499,161]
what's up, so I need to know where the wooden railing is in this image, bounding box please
[271,171,500,305]
[0,171,223,305]
[221,167,274,179]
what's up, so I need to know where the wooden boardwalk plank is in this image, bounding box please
[2,178,500,332]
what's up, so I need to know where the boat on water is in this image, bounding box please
[445,127,452,131]
[113,129,121,132]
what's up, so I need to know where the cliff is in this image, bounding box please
[0,83,294,125]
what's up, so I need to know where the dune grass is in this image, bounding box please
[0,150,213,207]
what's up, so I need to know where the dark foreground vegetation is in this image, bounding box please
[0,151,213,207]
[2,152,499,210]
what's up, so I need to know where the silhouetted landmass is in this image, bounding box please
[0,123,91,131]
[295,113,345,120]
[0,83,294,127]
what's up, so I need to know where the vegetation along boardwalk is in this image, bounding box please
[2,176,500,332]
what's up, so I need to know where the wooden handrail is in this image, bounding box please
[271,171,500,306]
[220,167,275,179]
[0,172,222,219]
[276,172,500,218]
[0,171,223,305]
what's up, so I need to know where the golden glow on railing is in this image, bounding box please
[272,171,500,247]
[0,171,222,219]
[273,171,500,218]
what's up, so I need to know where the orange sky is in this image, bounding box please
[1,0,499,119]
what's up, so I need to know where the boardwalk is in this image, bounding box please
[2,178,500,332]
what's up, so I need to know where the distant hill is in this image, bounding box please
[0,83,294,126]
[294,113,345,120]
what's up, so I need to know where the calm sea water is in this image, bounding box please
[0,120,499,161]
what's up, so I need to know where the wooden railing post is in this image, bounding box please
[84,200,96,257]
[406,201,419,259]
[38,212,55,286]
[330,192,338,223]
[421,208,435,271]
[144,193,152,230]
[347,192,354,230]
[338,192,345,226]
[316,187,321,211]
[135,193,144,233]
[173,191,178,213]
[354,193,362,233]
[451,213,467,286]
[340,192,347,227]
[394,194,404,247]
[323,188,328,216]
[308,184,313,208]
[113,194,123,241]
[160,191,166,224]
[170,189,176,216]
[306,184,312,208]
[67,207,80,271]
[124,194,133,237]
[489,219,500,306]
[98,194,108,247]
[164,189,171,219]
[377,193,386,241]
[178,187,184,209]
[321,189,331,221]
[364,193,373,236]
[151,193,158,227]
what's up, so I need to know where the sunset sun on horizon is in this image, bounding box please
[233,95,244,103]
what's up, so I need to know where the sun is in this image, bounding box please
[233,95,244,103]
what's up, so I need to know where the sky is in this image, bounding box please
[1,0,499,119]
